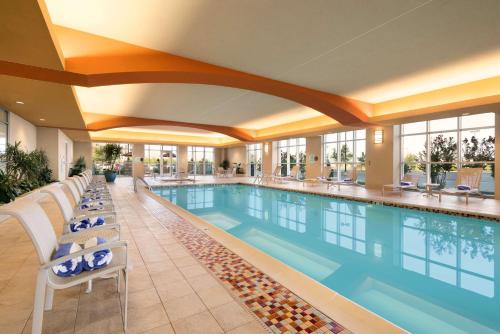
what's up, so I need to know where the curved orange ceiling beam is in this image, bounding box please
[0,52,372,126]
[84,114,255,142]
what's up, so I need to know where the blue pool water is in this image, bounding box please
[154,184,499,334]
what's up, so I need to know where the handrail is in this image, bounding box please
[134,176,152,192]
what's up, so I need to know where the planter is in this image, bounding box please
[104,170,117,183]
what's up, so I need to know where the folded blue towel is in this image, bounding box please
[82,237,113,271]
[457,184,471,191]
[69,220,91,232]
[52,243,83,277]
[400,181,412,186]
[69,216,105,232]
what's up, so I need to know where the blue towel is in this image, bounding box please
[69,219,92,232]
[52,243,83,277]
[82,237,113,271]
[457,184,471,191]
[400,181,412,186]
[69,216,105,232]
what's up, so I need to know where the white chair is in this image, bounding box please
[63,178,115,217]
[0,193,129,334]
[439,168,483,204]
[41,183,120,239]
[382,172,420,196]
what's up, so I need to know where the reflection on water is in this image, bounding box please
[154,185,499,334]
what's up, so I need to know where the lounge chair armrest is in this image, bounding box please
[59,223,121,243]
[70,212,116,223]
[43,240,128,269]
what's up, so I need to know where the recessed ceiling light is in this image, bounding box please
[462,112,470,116]
[39,118,46,121]
[15,101,24,105]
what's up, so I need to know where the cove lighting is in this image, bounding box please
[374,129,384,144]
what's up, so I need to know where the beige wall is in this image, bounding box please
[37,127,74,181]
[9,112,37,151]
[132,143,145,178]
[177,145,188,173]
[262,142,273,175]
[57,130,74,181]
[365,126,400,189]
[226,145,247,173]
[73,141,92,169]
[305,136,322,178]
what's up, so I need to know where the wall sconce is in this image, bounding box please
[374,129,384,144]
[264,143,269,153]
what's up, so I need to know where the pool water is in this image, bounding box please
[154,184,499,334]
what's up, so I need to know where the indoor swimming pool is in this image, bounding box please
[154,184,499,334]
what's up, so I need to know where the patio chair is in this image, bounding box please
[322,169,358,190]
[439,167,483,204]
[216,167,226,177]
[382,172,420,196]
[0,193,129,334]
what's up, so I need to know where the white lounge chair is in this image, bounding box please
[382,172,420,196]
[41,183,120,239]
[439,167,483,204]
[321,169,359,190]
[0,193,129,334]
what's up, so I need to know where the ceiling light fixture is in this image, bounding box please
[462,112,470,116]
[15,101,24,105]
[39,118,46,121]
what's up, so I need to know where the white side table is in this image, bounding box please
[424,183,439,197]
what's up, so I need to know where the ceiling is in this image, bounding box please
[1,0,500,144]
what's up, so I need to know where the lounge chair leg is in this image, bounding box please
[33,270,48,334]
[44,287,54,311]
[466,193,469,205]
[439,192,442,202]
[85,280,92,293]
[117,270,121,292]
[123,269,128,330]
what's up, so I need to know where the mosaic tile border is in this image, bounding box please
[150,182,500,222]
[140,193,351,334]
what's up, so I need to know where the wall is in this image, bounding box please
[226,145,247,174]
[132,143,145,178]
[305,136,322,178]
[37,127,74,181]
[73,141,93,169]
[9,112,37,151]
[365,126,400,189]
[262,142,273,175]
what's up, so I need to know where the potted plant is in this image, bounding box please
[102,144,122,182]
[69,156,86,177]
[220,159,230,170]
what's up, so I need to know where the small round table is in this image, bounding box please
[424,183,440,197]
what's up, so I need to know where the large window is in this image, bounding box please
[247,143,262,177]
[323,130,366,184]
[93,142,134,175]
[144,144,177,176]
[277,138,306,177]
[187,146,214,175]
[401,113,495,194]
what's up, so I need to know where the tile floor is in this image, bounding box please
[0,180,270,334]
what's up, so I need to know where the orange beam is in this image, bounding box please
[0,53,372,126]
[84,114,255,142]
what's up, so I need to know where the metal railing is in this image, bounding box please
[134,176,152,192]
